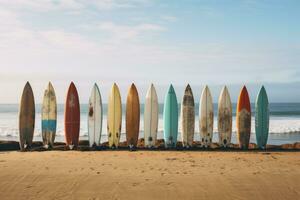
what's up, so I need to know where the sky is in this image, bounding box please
[0,0,299,103]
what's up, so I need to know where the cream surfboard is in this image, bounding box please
[107,83,122,148]
[144,84,159,148]
[199,86,214,147]
[181,84,195,147]
[42,82,57,149]
[88,83,103,147]
[217,86,232,147]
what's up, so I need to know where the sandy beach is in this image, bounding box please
[0,150,299,200]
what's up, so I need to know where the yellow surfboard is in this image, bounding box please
[107,83,122,148]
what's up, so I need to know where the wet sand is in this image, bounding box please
[0,151,299,200]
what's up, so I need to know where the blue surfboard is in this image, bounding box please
[255,86,269,149]
[163,85,178,148]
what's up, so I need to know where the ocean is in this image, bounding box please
[0,103,300,145]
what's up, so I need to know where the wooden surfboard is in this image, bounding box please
[144,84,159,148]
[19,82,35,150]
[42,82,57,149]
[217,86,232,147]
[107,83,122,148]
[180,84,195,147]
[255,86,269,149]
[163,84,178,148]
[236,85,251,149]
[126,84,140,149]
[199,86,214,147]
[64,82,80,149]
[88,83,103,147]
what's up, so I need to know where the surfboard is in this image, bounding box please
[163,84,178,148]
[19,82,35,150]
[236,85,251,149]
[144,84,159,148]
[64,82,80,149]
[126,83,140,149]
[199,86,214,147]
[181,84,195,147]
[255,86,269,149]
[217,86,232,147]
[107,83,122,148]
[41,82,57,149]
[88,83,103,147]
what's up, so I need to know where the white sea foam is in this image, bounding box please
[1,109,300,145]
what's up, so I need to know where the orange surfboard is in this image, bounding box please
[126,84,140,149]
[236,86,251,149]
[64,82,80,149]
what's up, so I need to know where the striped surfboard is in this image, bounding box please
[42,82,57,149]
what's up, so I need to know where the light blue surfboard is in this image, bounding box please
[255,86,269,149]
[163,85,178,148]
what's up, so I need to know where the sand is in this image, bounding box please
[0,151,299,200]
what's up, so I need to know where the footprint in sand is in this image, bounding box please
[166,158,177,161]
[271,155,277,160]
[132,182,140,187]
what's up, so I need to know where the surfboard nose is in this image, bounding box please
[47,81,54,90]
[168,84,175,93]
[130,83,137,90]
[111,83,120,93]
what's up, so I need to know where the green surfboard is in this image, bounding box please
[255,86,269,149]
[163,85,178,148]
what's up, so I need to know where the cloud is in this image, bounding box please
[0,0,151,12]
[0,0,83,12]
[89,0,151,10]
[95,22,166,41]
[161,15,177,22]
[0,1,299,103]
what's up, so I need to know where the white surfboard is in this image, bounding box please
[199,86,214,147]
[218,86,232,147]
[144,84,159,148]
[88,83,103,147]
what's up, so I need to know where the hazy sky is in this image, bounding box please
[0,0,299,103]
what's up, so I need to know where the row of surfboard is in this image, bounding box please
[19,82,269,150]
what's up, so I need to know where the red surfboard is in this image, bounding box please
[236,86,251,149]
[64,82,80,149]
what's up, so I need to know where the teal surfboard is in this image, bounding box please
[163,85,178,148]
[255,86,269,149]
